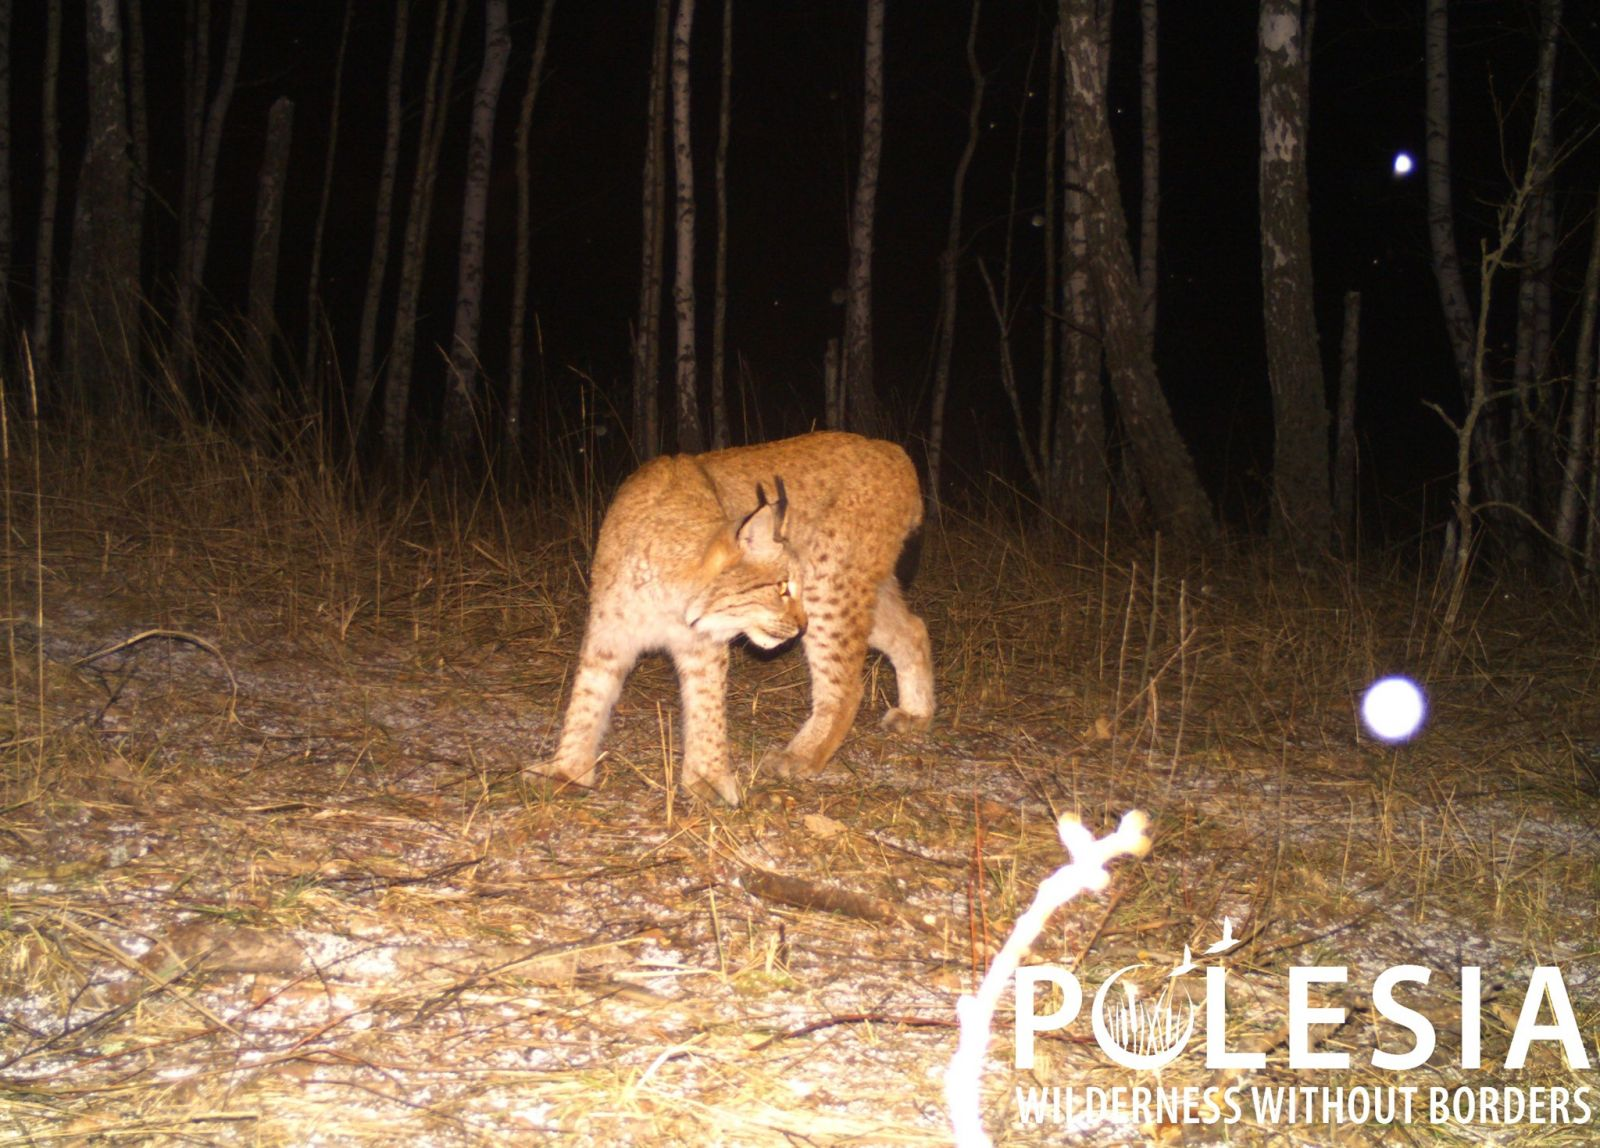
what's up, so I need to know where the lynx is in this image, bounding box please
[528,431,934,805]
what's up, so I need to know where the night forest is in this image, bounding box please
[4,1,1600,1142]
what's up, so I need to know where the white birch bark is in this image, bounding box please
[443,0,512,460]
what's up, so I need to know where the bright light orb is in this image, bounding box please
[1392,152,1415,177]
[1361,676,1426,742]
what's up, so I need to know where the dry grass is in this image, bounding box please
[3,414,1598,1146]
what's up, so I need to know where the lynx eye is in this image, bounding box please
[780,580,798,599]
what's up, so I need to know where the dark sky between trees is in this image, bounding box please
[8,1,1598,526]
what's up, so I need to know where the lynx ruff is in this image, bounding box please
[528,432,935,805]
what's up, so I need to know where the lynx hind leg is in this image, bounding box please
[526,634,634,790]
[870,577,934,734]
[763,588,870,780]
[672,638,741,806]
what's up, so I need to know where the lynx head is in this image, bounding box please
[685,478,806,649]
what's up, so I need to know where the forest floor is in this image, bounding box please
[3,430,1599,1146]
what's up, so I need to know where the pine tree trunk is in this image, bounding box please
[843,0,887,436]
[244,96,293,417]
[383,0,467,474]
[669,0,703,454]
[443,0,511,464]
[708,0,733,451]
[633,0,671,461]
[1137,0,1158,341]
[30,0,61,382]
[352,0,410,435]
[1333,289,1361,551]
[302,0,351,387]
[1259,0,1331,551]
[506,0,557,473]
[1059,0,1210,540]
[65,0,137,409]
[928,0,984,516]
[174,0,247,382]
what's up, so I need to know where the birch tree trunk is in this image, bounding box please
[383,0,467,474]
[669,0,703,454]
[1038,23,1058,482]
[927,0,984,516]
[1137,0,1159,341]
[31,0,61,382]
[843,0,887,436]
[708,0,733,451]
[65,0,137,409]
[506,0,557,471]
[1258,0,1331,550]
[352,0,409,435]
[302,0,351,386]
[1059,0,1210,539]
[443,0,511,463]
[244,96,292,416]
[633,0,672,461]
[174,0,247,381]
[1333,289,1361,551]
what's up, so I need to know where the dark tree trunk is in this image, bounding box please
[244,96,292,417]
[1059,0,1211,540]
[1258,0,1331,551]
[842,0,887,436]
[65,0,138,409]
[669,0,703,454]
[632,0,671,461]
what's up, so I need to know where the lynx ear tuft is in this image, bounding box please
[752,477,790,542]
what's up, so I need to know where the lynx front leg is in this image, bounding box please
[762,600,869,780]
[526,635,635,789]
[672,637,740,805]
[869,578,934,733]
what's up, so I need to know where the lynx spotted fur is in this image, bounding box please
[529,431,934,805]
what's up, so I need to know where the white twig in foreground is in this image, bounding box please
[945,810,1151,1148]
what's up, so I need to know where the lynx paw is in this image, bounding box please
[681,766,741,807]
[881,707,932,735]
[760,746,826,779]
[523,759,597,790]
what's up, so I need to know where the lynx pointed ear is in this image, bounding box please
[736,481,789,560]
[752,477,790,542]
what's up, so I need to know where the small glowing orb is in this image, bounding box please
[1392,152,1415,177]
[1361,676,1426,742]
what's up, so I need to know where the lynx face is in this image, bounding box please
[528,432,934,806]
